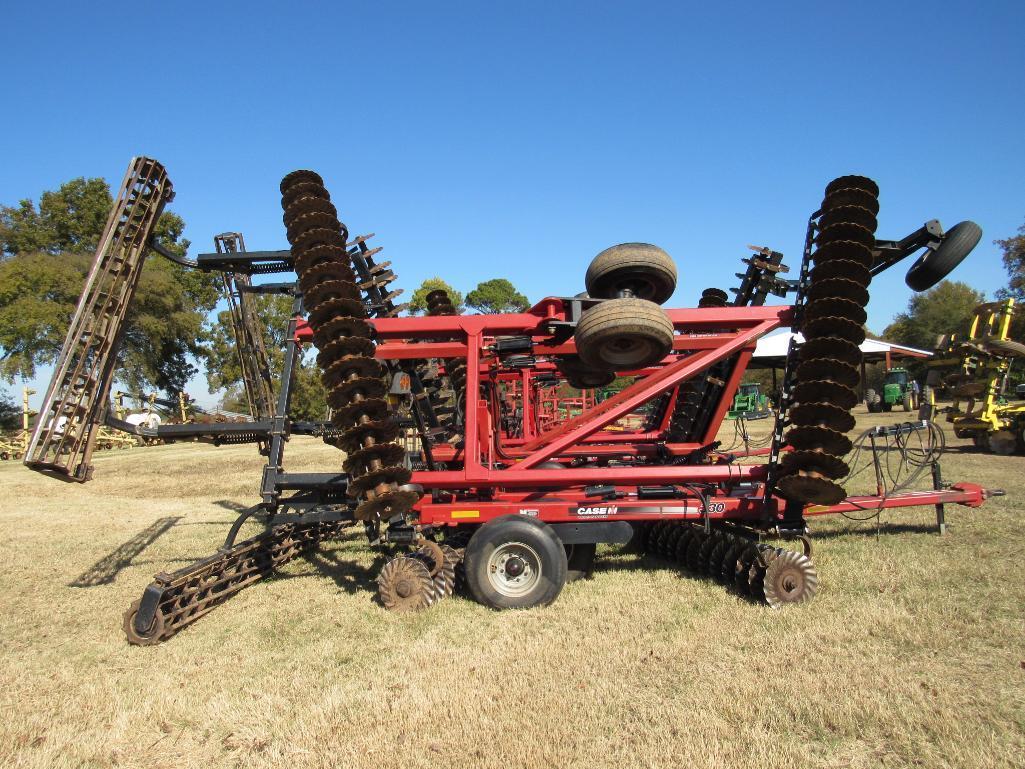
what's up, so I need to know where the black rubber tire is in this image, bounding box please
[882,402,893,413]
[984,339,1025,358]
[574,298,674,370]
[555,355,616,389]
[865,389,880,412]
[463,515,568,609]
[905,221,982,292]
[565,543,596,582]
[918,386,935,421]
[585,243,677,304]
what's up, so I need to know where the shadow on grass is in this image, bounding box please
[808,521,944,540]
[69,516,182,587]
[293,546,389,596]
[213,499,259,514]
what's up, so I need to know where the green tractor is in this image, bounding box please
[866,367,916,412]
[727,382,772,420]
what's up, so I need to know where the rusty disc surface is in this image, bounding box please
[794,358,859,388]
[777,474,847,505]
[789,401,857,432]
[785,425,853,456]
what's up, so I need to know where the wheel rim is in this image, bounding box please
[599,335,656,367]
[487,541,542,598]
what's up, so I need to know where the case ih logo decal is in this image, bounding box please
[572,505,619,517]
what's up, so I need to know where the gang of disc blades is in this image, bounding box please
[308,297,368,329]
[348,465,414,496]
[281,181,329,208]
[333,419,401,453]
[810,258,871,287]
[327,377,388,409]
[283,195,337,226]
[343,443,406,475]
[316,337,377,370]
[815,221,875,248]
[304,279,362,308]
[299,261,358,293]
[794,358,859,387]
[332,397,391,427]
[785,425,853,455]
[313,315,375,348]
[781,450,850,479]
[803,296,868,325]
[294,243,350,273]
[824,175,879,198]
[792,380,859,410]
[802,316,866,346]
[292,226,347,255]
[789,401,857,432]
[777,474,847,505]
[807,278,870,307]
[811,239,874,269]
[286,213,344,246]
[819,205,877,233]
[822,187,879,215]
[799,336,861,365]
[280,169,324,193]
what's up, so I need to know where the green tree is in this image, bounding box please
[996,219,1025,302]
[0,390,19,431]
[995,219,1025,340]
[205,293,328,421]
[882,280,985,351]
[0,177,220,393]
[407,277,463,315]
[465,278,529,314]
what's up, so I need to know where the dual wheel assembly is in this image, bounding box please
[561,243,678,385]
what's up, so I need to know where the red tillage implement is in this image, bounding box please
[24,160,998,644]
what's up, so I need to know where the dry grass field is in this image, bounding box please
[1,408,1023,769]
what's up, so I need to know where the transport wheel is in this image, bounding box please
[464,515,568,609]
[905,221,982,291]
[574,298,674,370]
[123,599,165,646]
[565,543,597,581]
[556,355,616,389]
[585,243,677,304]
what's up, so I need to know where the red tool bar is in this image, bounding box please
[410,462,768,490]
[414,484,991,527]
[366,301,790,340]
[803,483,987,515]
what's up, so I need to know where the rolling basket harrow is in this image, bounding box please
[23,158,1001,644]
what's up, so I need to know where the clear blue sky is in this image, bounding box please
[4,1,1023,407]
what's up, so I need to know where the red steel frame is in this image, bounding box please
[295,298,989,529]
